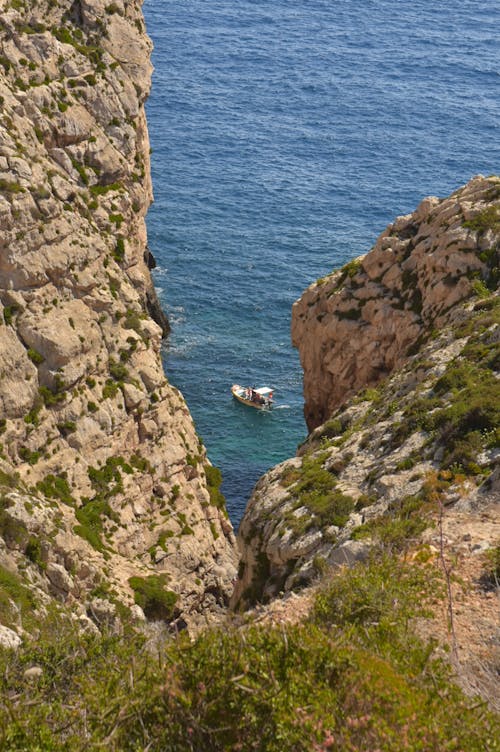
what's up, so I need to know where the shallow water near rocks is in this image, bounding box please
[143,0,499,526]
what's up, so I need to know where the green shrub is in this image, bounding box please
[39,384,65,407]
[36,474,74,506]
[108,359,128,382]
[113,236,125,262]
[0,179,24,194]
[0,470,19,488]
[128,575,177,620]
[57,420,76,435]
[75,497,118,553]
[0,498,28,548]
[102,379,119,399]
[129,454,151,473]
[204,464,227,512]
[287,453,355,528]
[463,205,500,233]
[0,564,36,626]
[351,492,429,551]
[122,307,145,334]
[89,181,122,196]
[25,536,44,568]
[87,457,126,499]
[3,304,19,325]
[27,348,44,365]
[311,554,441,657]
[482,543,500,588]
[0,609,497,751]
[18,447,41,465]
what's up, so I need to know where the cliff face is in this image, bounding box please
[292,177,499,430]
[232,177,499,611]
[0,0,236,636]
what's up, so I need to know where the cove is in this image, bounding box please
[143,0,500,526]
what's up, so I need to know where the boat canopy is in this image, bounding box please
[254,387,273,396]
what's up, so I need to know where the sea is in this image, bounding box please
[142,0,499,527]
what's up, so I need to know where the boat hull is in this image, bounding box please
[231,384,273,410]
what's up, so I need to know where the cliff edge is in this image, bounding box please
[232,177,499,702]
[0,0,236,638]
[292,176,499,430]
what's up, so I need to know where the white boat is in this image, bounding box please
[231,384,274,410]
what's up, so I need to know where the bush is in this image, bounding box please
[287,453,355,528]
[482,544,500,588]
[463,205,500,233]
[128,575,178,620]
[108,359,128,382]
[3,304,19,325]
[27,348,44,365]
[0,607,497,751]
[113,236,125,262]
[204,464,227,512]
[36,474,74,506]
[74,498,117,553]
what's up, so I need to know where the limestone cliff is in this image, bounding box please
[0,0,236,637]
[292,176,499,430]
[232,176,499,610]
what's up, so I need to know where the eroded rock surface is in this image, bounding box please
[292,176,499,430]
[0,0,236,635]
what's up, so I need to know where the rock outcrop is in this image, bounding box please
[0,0,236,635]
[292,176,499,430]
[232,176,499,609]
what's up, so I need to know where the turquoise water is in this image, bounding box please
[143,0,500,525]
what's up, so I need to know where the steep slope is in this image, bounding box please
[231,176,499,708]
[233,176,499,604]
[292,176,499,430]
[0,0,236,639]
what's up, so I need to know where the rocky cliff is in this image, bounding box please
[233,176,499,608]
[0,0,236,639]
[292,176,499,430]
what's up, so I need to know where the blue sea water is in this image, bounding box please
[143,0,500,526]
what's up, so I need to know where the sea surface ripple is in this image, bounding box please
[143,0,499,526]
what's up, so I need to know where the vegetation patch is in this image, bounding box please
[36,474,74,506]
[204,464,227,513]
[351,490,431,551]
[284,453,354,532]
[0,579,497,750]
[463,204,500,233]
[0,564,36,630]
[128,575,178,620]
[392,347,499,475]
[0,497,28,549]
[26,348,44,365]
[74,498,118,554]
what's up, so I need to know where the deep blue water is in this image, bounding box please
[143,0,499,526]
